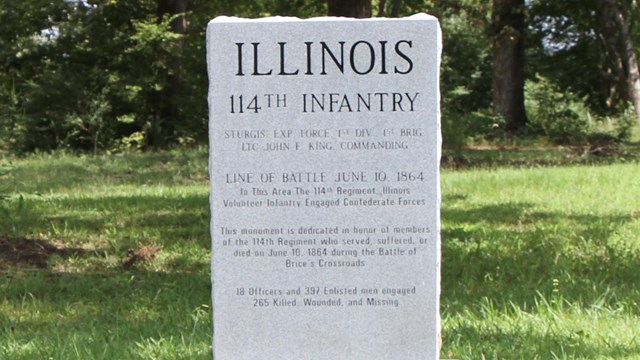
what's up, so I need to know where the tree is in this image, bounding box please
[328,0,371,18]
[492,0,527,133]
[0,0,198,151]
[598,0,640,124]
[153,0,192,146]
[529,0,640,122]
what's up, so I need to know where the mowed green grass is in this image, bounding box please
[0,150,212,359]
[0,148,639,359]
[441,163,640,359]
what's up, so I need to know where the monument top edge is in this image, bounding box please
[208,13,437,25]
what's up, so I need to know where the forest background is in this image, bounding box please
[1,0,639,153]
[2,1,640,358]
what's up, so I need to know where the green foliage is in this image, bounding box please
[442,106,505,149]
[527,0,602,107]
[525,75,591,144]
[528,0,640,126]
[423,1,494,149]
[0,1,195,152]
[526,75,638,146]
[0,0,337,153]
[0,0,638,152]
[596,103,638,142]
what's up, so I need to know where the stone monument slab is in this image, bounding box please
[207,14,442,359]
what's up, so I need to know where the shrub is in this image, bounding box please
[526,75,639,147]
[525,75,590,145]
[598,103,636,142]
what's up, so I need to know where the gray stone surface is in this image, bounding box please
[207,14,442,359]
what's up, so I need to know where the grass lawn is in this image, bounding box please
[441,163,640,359]
[0,150,212,359]
[1,146,639,359]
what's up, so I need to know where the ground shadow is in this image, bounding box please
[0,193,210,250]
[0,236,89,270]
[443,323,640,359]
[441,200,639,309]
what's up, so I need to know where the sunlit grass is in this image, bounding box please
[1,147,639,358]
[441,163,640,358]
[0,149,211,359]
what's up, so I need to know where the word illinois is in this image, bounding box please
[235,40,414,76]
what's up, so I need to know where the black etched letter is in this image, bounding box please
[305,42,314,75]
[350,41,375,75]
[278,42,299,76]
[394,40,413,75]
[321,41,345,75]
[252,42,273,76]
[236,43,244,76]
[379,41,388,74]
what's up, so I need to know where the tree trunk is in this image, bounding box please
[599,0,640,124]
[389,0,401,17]
[155,0,191,145]
[377,0,386,17]
[328,0,371,18]
[492,0,527,133]
[597,0,625,110]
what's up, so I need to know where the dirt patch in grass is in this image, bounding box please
[122,241,162,269]
[0,236,88,270]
